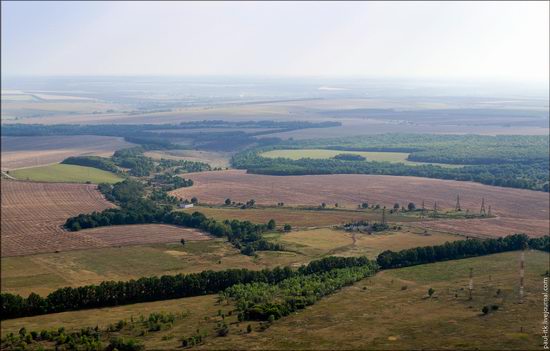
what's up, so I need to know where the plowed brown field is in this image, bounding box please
[171,170,549,237]
[1,181,209,256]
[1,135,133,170]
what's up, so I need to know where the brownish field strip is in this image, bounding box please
[171,170,549,237]
[187,206,419,229]
[1,181,209,256]
[1,135,134,170]
[81,224,209,246]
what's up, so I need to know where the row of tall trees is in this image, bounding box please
[0,256,374,320]
[528,236,550,252]
[376,234,531,269]
[2,234,545,321]
[65,208,280,255]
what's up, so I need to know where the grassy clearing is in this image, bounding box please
[261,149,462,168]
[182,206,422,229]
[0,294,221,344]
[144,150,231,168]
[274,227,462,259]
[4,251,547,350]
[1,240,259,296]
[10,164,123,184]
[200,250,549,350]
[1,225,461,296]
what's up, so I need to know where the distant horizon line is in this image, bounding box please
[2,74,549,85]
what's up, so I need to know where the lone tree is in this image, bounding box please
[267,219,276,230]
[393,203,400,210]
[191,197,198,204]
[408,202,416,211]
[428,288,435,297]
[321,203,326,208]
[283,224,292,232]
[361,202,369,209]
[180,239,186,246]
[225,198,231,205]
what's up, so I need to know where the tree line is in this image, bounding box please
[66,180,282,256]
[0,255,375,320]
[1,120,340,153]
[65,207,282,256]
[222,234,543,322]
[232,150,549,191]
[528,235,549,252]
[3,234,545,321]
[376,233,531,269]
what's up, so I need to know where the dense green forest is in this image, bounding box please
[232,134,549,191]
[62,156,119,173]
[273,134,549,165]
[223,264,377,321]
[1,120,339,151]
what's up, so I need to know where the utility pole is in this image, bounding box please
[421,200,425,218]
[455,194,461,211]
[480,197,486,216]
[468,268,473,300]
[519,248,525,304]
[382,206,387,225]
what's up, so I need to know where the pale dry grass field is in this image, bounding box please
[144,149,231,168]
[3,251,546,351]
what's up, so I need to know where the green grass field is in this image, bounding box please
[9,164,123,184]
[261,149,462,168]
[1,240,260,296]
[3,251,547,350]
[199,250,550,350]
[1,228,462,296]
[185,205,422,230]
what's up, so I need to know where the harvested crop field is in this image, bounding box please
[183,206,419,229]
[171,170,549,237]
[10,164,123,184]
[1,135,134,170]
[1,181,209,256]
[80,224,209,246]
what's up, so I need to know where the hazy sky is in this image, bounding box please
[2,1,548,81]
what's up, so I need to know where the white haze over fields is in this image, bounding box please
[1,1,549,84]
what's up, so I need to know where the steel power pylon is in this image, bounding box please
[455,194,461,211]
